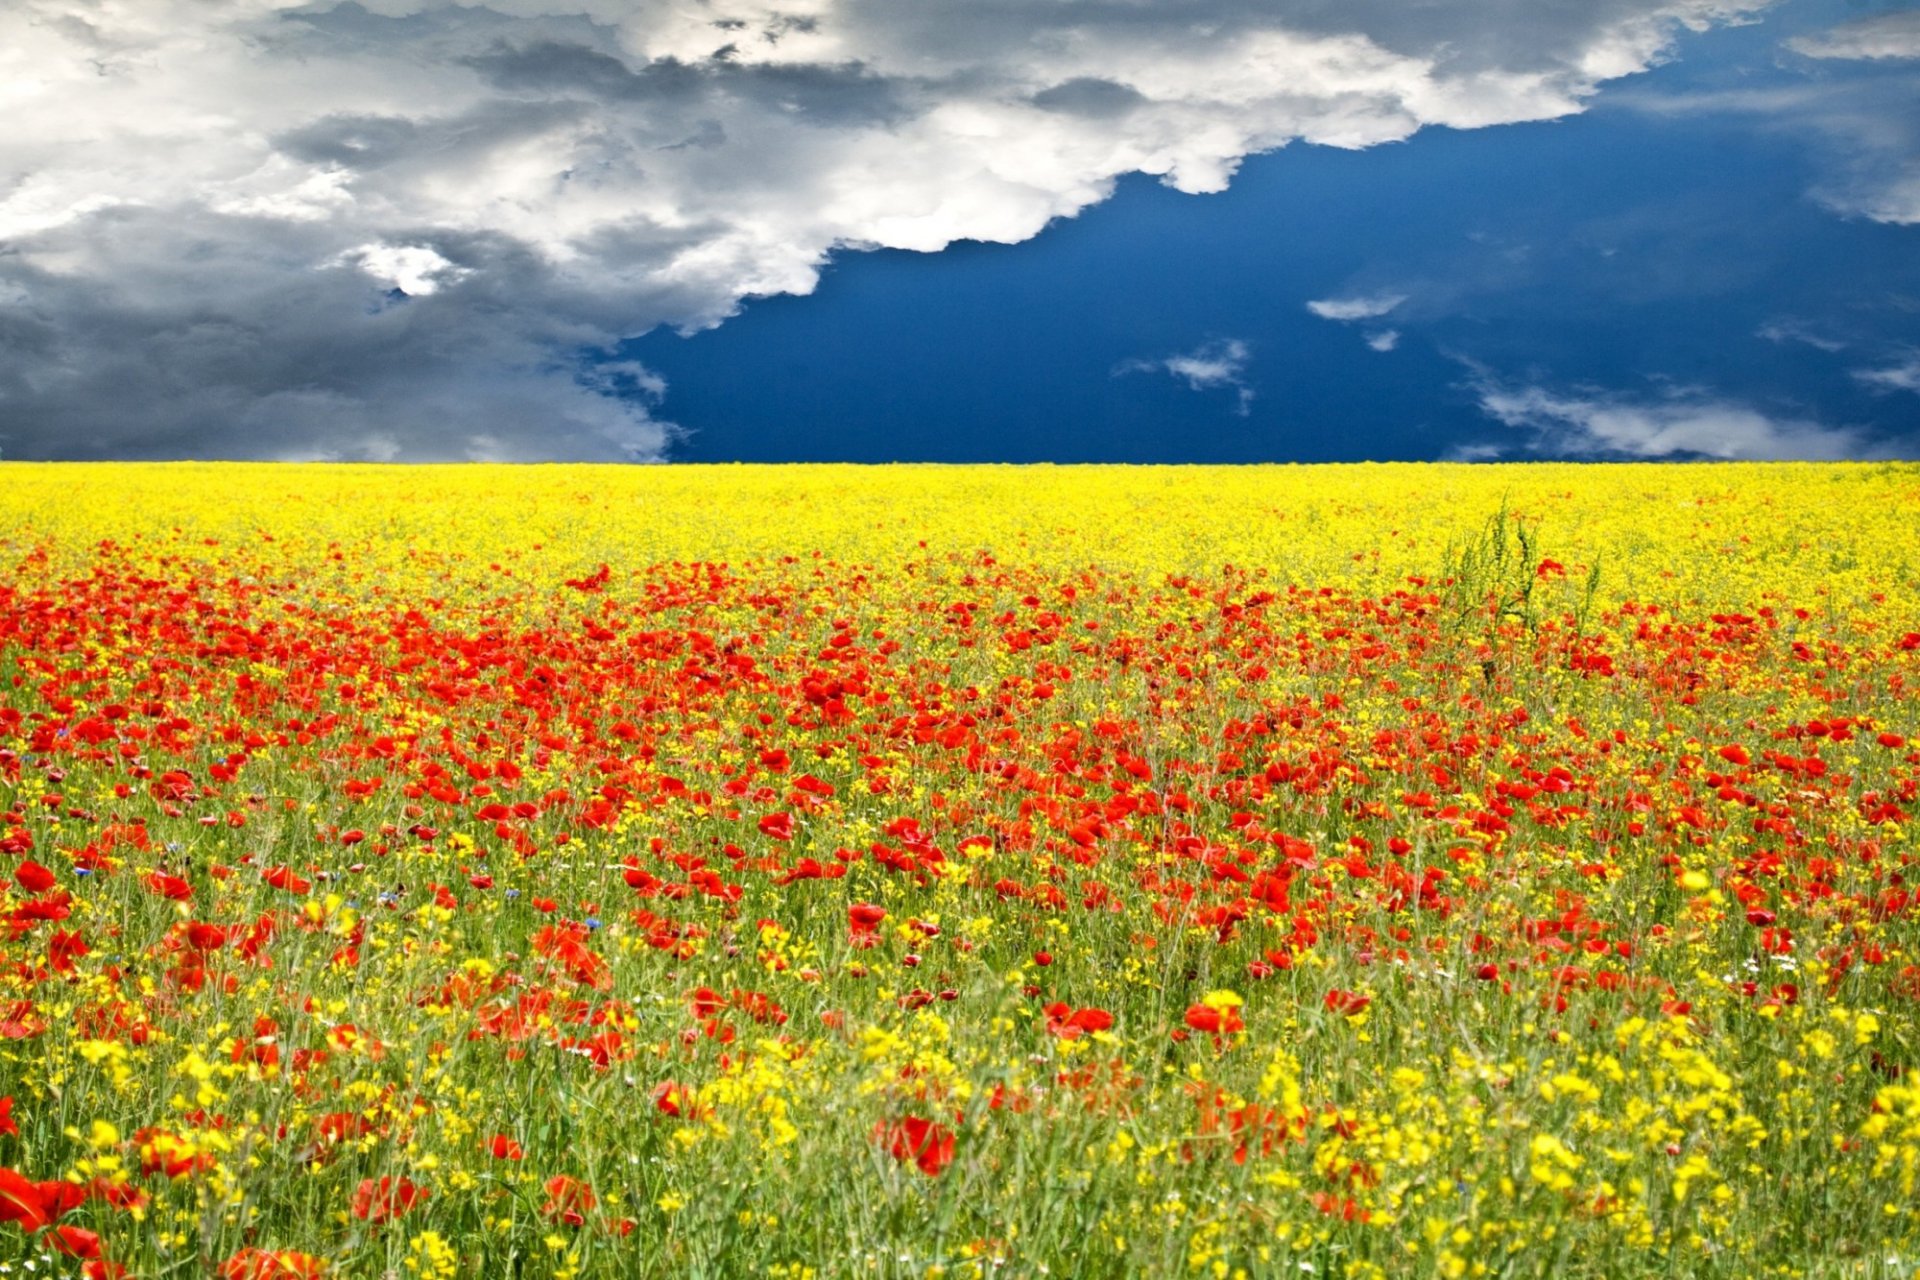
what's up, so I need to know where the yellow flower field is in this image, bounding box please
[0,462,1916,1278]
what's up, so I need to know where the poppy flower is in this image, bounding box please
[877,1116,956,1177]
[651,1081,706,1120]
[351,1175,426,1224]
[1183,990,1246,1040]
[262,866,311,895]
[84,1177,146,1211]
[1183,1005,1237,1035]
[135,1128,215,1180]
[49,929,89,975]
[312,1112,371,1146]
[49,1225,103,1259]
[848,902,887,947]
[542,1174,596,1226]
[146,872,192,901]
[1324,989,1372,1017]
[1043,1003,1114,1039]
[0,1096,15,1139]
[184,922,230,951]
[0,1166,56,1232]
[219,1248,328,1279]
[14,861,56,893]
[486,1134,524,1161]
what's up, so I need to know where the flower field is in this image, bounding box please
[1,461,1918,1279]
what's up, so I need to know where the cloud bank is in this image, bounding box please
[1616,15,1920,229]
[1466,370,1871,460]
[0,0,1770,459]
[1787,11,1920,61]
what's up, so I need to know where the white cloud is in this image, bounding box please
[340,244,472,296]
[1620,62,1920,225]
[1855,355,1920,394]
[1757,318,1846,352]
[1365,329,1402,352]
[1787,12,1920,61]
[1117,339,1255,415]
[1466,368,1873,459]
[0,0,1771,458]
[1307,293,1408,321]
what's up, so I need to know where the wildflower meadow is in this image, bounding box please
[1,462,1917,1279]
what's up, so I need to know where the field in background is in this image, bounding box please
[0,463,1917,1278]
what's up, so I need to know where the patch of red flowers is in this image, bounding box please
[876,1115,956,1177]
[350,1175,427,1224]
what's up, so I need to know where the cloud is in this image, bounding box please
[1620,51,1920,225]
[1787,11,1920,61]
[1855,354,1920,394]
[1757,318,1846,352]
[339,244,473,297]
[0,0,1771,458]
[1117,339,1255,415]
[1306,293,1408,322]
[1463,367,1875,459]
[1310,294,1408,351]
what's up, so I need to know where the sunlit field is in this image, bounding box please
[2,462,1918,1279]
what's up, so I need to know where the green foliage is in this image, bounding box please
[1440,501,1601,689]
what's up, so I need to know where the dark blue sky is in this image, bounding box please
[627,0,1919,463]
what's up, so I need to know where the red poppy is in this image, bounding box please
[651,1080,705,1119]
[1182,1005,1244,1037]
[219,1247,328,1279]
[49,929,89,975]
[184,922,230,951]
[0,1096,15,1139]
[350,1175,426,1224]
[14,861,56,893]
[146,872,192,901]
[757,812,796,841]
[49,1225,103,1259]
[84,1177,147,1211]
[542,1175,595,1226]
[0,1166,56,1232]
[848,902,887,947]
[1043,1003,1114,1039]
[878,1116,956,1177]
[134,1128,216,1180]
[1324,990,1372,1017]
[486,1134,524,1161]
[1311,1190,1369,1222]
[262,866,311,895]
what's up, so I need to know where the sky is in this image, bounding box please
[1,0,1916,463]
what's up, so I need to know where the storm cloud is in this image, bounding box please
[0,0,1771,459]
